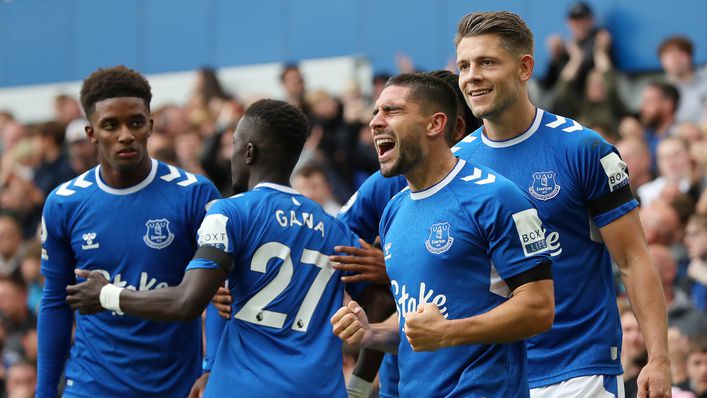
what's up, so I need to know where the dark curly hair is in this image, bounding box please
[80,65,152,118]
[243,99,309,165]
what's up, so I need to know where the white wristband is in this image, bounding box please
[346,374,373,398]
[99,284,125,315]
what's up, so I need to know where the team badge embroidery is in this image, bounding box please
[425,222,454,254]
[143,219,175,249]
[529,171,561,201]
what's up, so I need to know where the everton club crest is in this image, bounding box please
[425,222,454,254]
[529,171,561,201]
[143,219,175,249]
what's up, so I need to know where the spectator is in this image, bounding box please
[0,276,35,369]
[146,131,177,165]
[152,104,190,138]
[5,359,36,398]
[200,127,234,196]
[616,137,654,193]
[174,129,207,175]
[652,244,707,338]
[658,36,707,125]
[641,200,683,247]
[0,217,24,278]
[0,121,26,156]
[679,335,707,398]
[280,63,308,114]
[540,2,612,109]
[639,82,680,169]
[675,122,706,146]
[638,137,700,207]
[669,327,692,388]
[52,95,82,127]
[554,29,627,135]
[31,121,76,196]
[621,305,648,397]
[18,240,41,316]
[686,214,707,311]
[291,163,342,216]
[64,118,98,174]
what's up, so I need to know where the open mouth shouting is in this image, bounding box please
[374,135,397,163]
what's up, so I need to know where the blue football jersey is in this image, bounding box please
[38,159,220,398]
[186,183,365,398]
[380,159,551,398]
[338,171,407,243]
[453,109,638,387]
[338,171,406,398]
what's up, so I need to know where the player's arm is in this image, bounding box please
[331,301,400,354]
[600,209,671,397]
[36,210,76,398]
[37,273,75,398]
[579,139,670,397]
[404,270,554,351]
[67,262,227,322]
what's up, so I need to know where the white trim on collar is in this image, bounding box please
[410,159,466,201]
[481,108,544,148]
[254,182,301,195]
[95,158,157,195]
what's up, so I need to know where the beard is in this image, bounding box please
[380,133,423,178]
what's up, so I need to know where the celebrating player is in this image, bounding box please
[454,11,670,397]
[332,73,555,397]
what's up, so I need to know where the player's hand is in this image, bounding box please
[212,286,232,319]
[330,239,389,285]
[404,303,449,352]
[66,269,109,314]
[331,300,370,345]
[188,372,210,398]
[636,357,672,398]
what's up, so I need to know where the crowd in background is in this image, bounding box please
[0,3,706,397]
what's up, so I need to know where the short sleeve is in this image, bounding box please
[338,172,406,243]
[477,181,551,282]
[186,199,240,272]
[570,133,638,228]
[40,196,76,282]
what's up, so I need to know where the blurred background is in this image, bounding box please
[0,1,706,397]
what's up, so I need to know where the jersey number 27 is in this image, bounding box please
[234,241,335,332]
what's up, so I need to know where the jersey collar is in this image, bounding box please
[95,158,158,195]
[481,108,544,148]
[409,159,466,201]
[254,182,301,195]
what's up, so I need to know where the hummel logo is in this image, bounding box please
[81,232,99,250]
[544,115,582,132]
[461,167,496,185]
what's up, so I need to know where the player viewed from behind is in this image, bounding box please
[331,73,555,397]
[454,11,670,397]
[36,65,221,397]
[66,99,368,398]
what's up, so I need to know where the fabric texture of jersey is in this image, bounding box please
[380,159,551,398]
[338,171,406,398]
[186,183,365,398]
[452,109,638,387]
[38,159,220,398]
